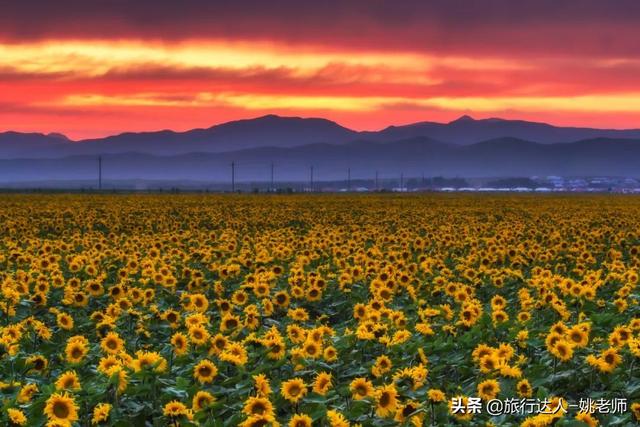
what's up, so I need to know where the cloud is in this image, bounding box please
[1,1,640,58]
[3,1,640,138]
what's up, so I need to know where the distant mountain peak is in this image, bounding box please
[47,132,70,141]
[204,114,350,132]
[450,115,475,124]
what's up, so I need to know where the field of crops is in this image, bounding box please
[0,194,639,426]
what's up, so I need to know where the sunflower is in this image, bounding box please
[188,325,210,346]
[163,400,188,418]
[171,332,189,356]
[477,379,500,401]
[219,342,249,366]
[86,281,104,296]
[306,286,323,302]
[56,313,74,330]
[349,377,374,400]
[287,308,309,322]
[192,391,216,412]
[372,355,392,377]
[26,354,48,373]
[632,402,640,421]
[472,344,494,361]
[545,332,564,350]
[599,347,622,372]
[193,359,218,384]
[550,321,568,335]
[232,290,249,306]
[630,338,640,358]
[567,326,589,348]
[220,314,241,333]
[312,372,333,395]
[575,412,598,427]
[44,392,79,424]
[55,370,81,391]
[289,414,312,427]
[516,379,533,398]
[209,333,228,355]
[216,299,232,313]
[286,324,305,344]
[427,389,446,402]
[100,332,124,355]
[7,408,27,426]
[162,310,181,328]
[190,294,209,312]
[243,396,274,418]
[375,384,398,417]
[281,378,307,403]
[550,340,574,362]
[244,312,260,330]
[302,340,321,359]
[253,282,270,298]
[492,310,509,324]
[326,410,349,427]
[106,367,129,394]
[264,338,286,360]
[274,291,290,307]
[253,374,272,396]
[65,340,89,364]
[17,384,39,404]
[517,311,531,322]
[239,414,276,427]
[395,400,422,423]
[323,346,338,362]
[91,403,112,425]
[97,355,121,374]
[479,353,500,373]
[131,351,167,373]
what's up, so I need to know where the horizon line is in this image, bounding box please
[3,113,640,142]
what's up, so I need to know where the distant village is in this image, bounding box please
[4,175,640,194]
[428,176,640,194]
[309,176,640,194]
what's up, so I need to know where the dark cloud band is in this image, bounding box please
[2,0,640,57]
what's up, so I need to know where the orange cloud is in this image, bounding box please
[3,37,640,139]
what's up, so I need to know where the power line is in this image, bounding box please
[270,162,274,192]
[231,161,235,192]
[98,156,102,190]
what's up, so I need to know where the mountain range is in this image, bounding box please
[1,115,639,182]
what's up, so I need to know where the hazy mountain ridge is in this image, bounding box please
[3,114,640,159]
[1,136,638,183]
[0,115,358,158]
[361,115,640,145]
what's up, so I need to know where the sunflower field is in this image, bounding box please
[0,193,639,427]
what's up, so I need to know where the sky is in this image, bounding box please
[2,0,640,139]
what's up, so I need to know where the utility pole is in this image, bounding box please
[98,156,102,190]
[309,165,314,192]
[400,172,404,192]
[375,170,379,191]
[231,161,235,192]
[347,167,351,191]
[270,162,274,192]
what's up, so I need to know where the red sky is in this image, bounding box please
[2,0,640,139]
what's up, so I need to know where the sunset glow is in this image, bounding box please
[2,1,640,139]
